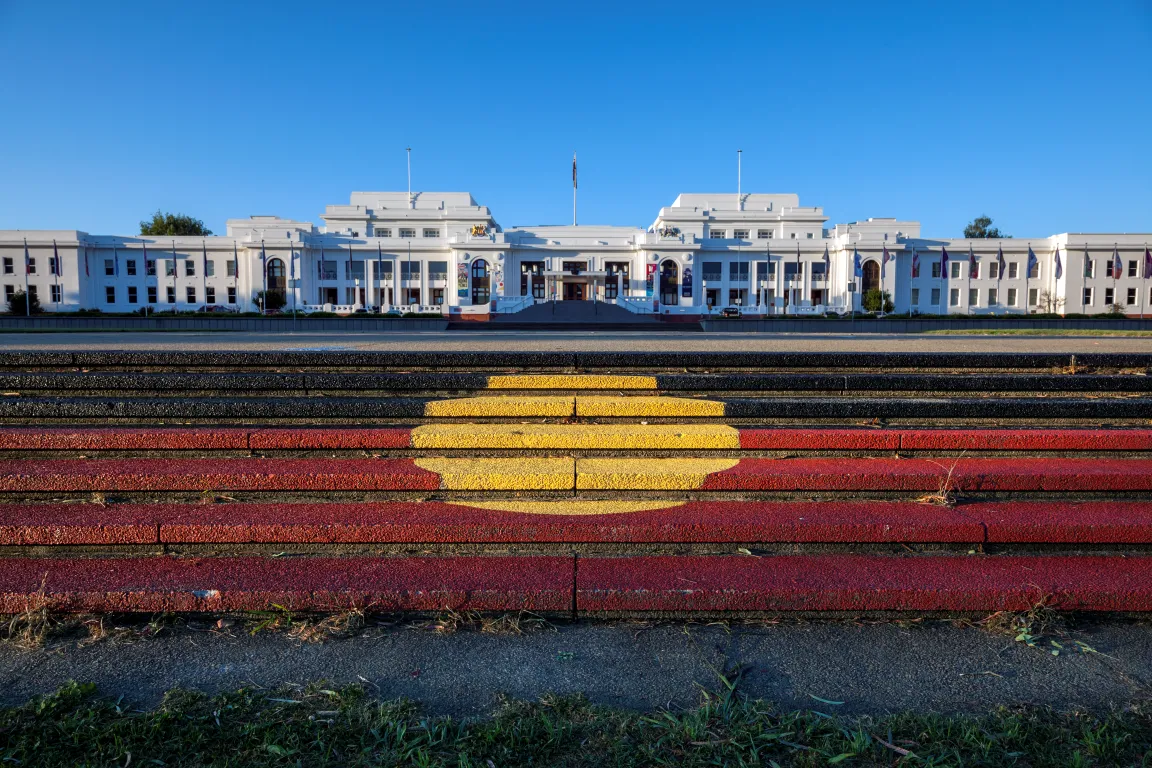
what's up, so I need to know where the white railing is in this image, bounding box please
[494,295,534,314]
[614,296,654,314]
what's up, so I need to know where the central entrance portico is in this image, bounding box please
[562,282,587,301]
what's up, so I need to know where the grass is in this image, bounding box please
[920,329,1152,337]
[1,681,1149,767]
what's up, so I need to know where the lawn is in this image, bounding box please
[921,329,1152,337]
[2,682,1148,767]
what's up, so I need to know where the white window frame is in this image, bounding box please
[733,229,749,240]
[422,228,440,238]
[1083,287,1093,306]
[1007,288,1018,307]
[709,229,726,239]
[757,229,772,239]
[1008,262,1019,279]
[399,228,416,238]
[51,284,63,302]
[376,228,392,238]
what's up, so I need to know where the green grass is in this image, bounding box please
[921,329,1152,337]
[2,682,1149,767]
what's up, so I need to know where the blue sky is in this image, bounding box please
[1,1,1149,238]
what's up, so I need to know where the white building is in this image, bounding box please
[2,190,1149,317]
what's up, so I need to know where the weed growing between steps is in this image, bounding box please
[2,680,1150,767]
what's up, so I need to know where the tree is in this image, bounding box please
[862,288,894,313]
[6,289,41,315]
[963,215,1010,239]
[255,290,286,312]
[139,211,212,236]
[1038,290,1066,314]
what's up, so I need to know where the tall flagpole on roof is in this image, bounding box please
[572,152,577,227]
[406,147,413,209]
[736,150,741,211]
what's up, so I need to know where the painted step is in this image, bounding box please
[4,457,1152,493]
[6,500,1152,545]
[575,554,1152,612]
[5,426,1152,452]
[0,555,573,613]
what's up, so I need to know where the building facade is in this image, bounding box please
[2,190,1149,316]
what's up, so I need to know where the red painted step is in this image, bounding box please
[697,458,1152,492]
[897,429,1152,451]
[0,459,440,492]
[576,554,1152,612]
[0,555,574,613]
[6,500,1152,546]
[0,427,251,450]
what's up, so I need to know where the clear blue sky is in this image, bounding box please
[1,0,1149,238]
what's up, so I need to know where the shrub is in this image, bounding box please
[6,290,41,315]
[862,289,894,313]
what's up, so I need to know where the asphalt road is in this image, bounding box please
[3,618,1149,716]
[3,330,1152,353]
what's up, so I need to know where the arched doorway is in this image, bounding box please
[471,259,490,305]
[659,260,679,305]
[267,258,286,294]
[862,260,880,293]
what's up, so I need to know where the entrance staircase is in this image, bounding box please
[452,300,694,331]
[2,350,1152,616]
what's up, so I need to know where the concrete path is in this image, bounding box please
[3,330,1152,352]
[2,619,1149,716]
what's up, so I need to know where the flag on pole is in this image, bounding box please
[911,246,920,278]
[1144,245,1152,279]
[319,243,325,279]
[1054,246,1063,280]
[288,233,295,280]
[881,245,890,279]
[22,238,30,316]
[1027,246,1038,278]
[822,244,830,277]
[201,239,207,277]
[572,153,577,190]
[261,240,267,288]
[941,246,949,278]
[112,243,118,277]
[997,244,1005,280]
[1113,245,1122,278]
[852,246,862,277]
[23,238,30,274]
[141,240,147,277]
[968,244,976,278]
[84,245,89,277]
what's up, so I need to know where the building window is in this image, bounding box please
[431,287,444,305]
[104,259,114,276]
[429,261,448,280]
[2,258,11,274]
[127,286,137,304]
[147,286,157,303]
[226,260,237,277]
[1128,287,1137,305]
[733,229,749,240]
[4,285,13,302]
[404,288,421,305]
[988,288,998,305]
[806,233,814,239]
[399,228,416,238]
[950,262,961,279]
[1029,288,1038,307]
[1028,261,1039,279]
[971,262,979,279]
[931,262,941,279]
[1085,259,1095,278]
[949,288,959,306]
[1007,288,1018,306]
[147,260,156,276]
[49,257,61,276]
[227,287,237,304]
[165,260,175,277]
[701,261,722,281]
[1105,287,1114,305]
[206,287,215,303]
[968,288,978,306]
[375,228,391,237]
[27,258,35,274]
[401,261,421,279]
[186,287,196,303]
[185,261,195,277]
[930,288,940,305]
[709,229,726,239]
[757,229,772,239]
[1083,287,1093,306]
[27,285,37,300]
[345,260,365,280]
[166,286,175,304]
[910,288,919,306]
[126,259,137,276]
[1008,262,1018,279]
[423,228,440,238]
[1129,260,1138,278]
[51,285,62,303]
[729,262,749,281]
[471,259,491,305]
[319,260,337,280]
[989,262,999,279]
[205,260,214,277]
[106,286,115,303]
[789,232,796,239]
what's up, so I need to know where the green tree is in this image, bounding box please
[6,289,42,315]
[255,290,287,312]
[139,211,213,236]
[963,215,1011,239]
[862,288,893,313]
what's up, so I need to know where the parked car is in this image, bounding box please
[197,305,237,314]
[719,306,742,318]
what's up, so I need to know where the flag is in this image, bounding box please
[822,244,830,277]
[1113,245,1122,278]
[997,244,1005,280]
[232,241,238,282]
[572,152,577,189]
[202,239,207,278]
[968,244,976,278]
[1027,246,1038,278]
[911,246,920,278]
[112,243,118,277]
[319,243,325,279]
[853,247,862,277]
[941,246,949,278]
[84,245,89,277]
[53,239,60,278]
[141,240,147,276]
[23,238,30,274]
[1144,246,1152,279]
[881,246,890,279]
[1054,246,1063,280]
[288,233,295,280]
[260,240,267,286]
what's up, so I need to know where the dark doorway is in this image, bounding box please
[563,282,586,301]
[267,258,286,294]
[862,260,880,293]
[659,260,679,305]
[471,259,490,305]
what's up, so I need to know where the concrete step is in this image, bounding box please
[0,553,1149,614]
[4,457,1152,493]
[5,500,1152,546]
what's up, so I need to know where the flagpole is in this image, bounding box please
[22,238,29,316]
[572,152,577,227]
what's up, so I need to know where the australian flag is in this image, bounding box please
[1027,246,1038,278]
[1054,247,1063,280]
[853,247,862,278]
